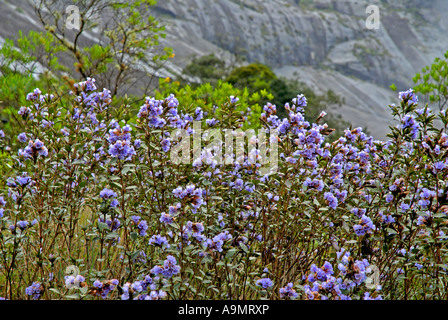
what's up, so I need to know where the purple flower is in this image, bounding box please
[169,204,181,215]
[398,89,418,105]
[149,235,170,248]
[40,119,54,129]
[108,124,132,144]
[400,203,410,212]
[61,128,70,136]
[230,96,239,104]
[385,194,394,203]
[15,175,33,187]
[26,88,42,101]
[25,282,43,300]
[304,178,324,191]
[98,217,121,231]
[353,215,376,236]
[400,114,420,139]
[74,77,97,92]
[193,107,204,121]
[433,161,445,173]
[363,292,382,300]
[172,185,205,213]
[0,196,5,207]
[99,188,120,210]
[256,278,273,289]
[161,138,171,152]
[379,211,395,224]
[324,192,338,210]
[17,220,29,230]
[322,261,334,276]
[23,139,48,158]
[182,221,205,242]
[110,199,119,208]
[18,106,32,118]
[131,215,141,224]
[351,208,366,218]
[100,188,117,199]
[291,94,307,111]
[151,255,180,278]
[109,140,136,160]
[418,188,436,208]
[18,132,27,143]
[206,118,219,127]
[234,179,244,189]
[160,212,173,225]
[206,231,232,252]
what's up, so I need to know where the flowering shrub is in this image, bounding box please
[1,79,448,300]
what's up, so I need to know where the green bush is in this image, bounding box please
[413,51,448,111]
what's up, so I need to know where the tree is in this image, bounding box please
[413,51,448,111]
[0,30,67,132]
[182,53,226,86]
[33,0,173,97]
[225,63,277,93]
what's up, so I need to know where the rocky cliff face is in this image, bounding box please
[154,0,448,87]
[0,0,447,139]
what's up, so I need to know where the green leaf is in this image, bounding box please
[110,181,121,189]
[49,288,61,295]
[239,243,249,254]
[386,228,397,234]
[65,293,80,299]
[97,221,109,231]
[106,232,119,239]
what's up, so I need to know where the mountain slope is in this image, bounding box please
[0,0,447,139]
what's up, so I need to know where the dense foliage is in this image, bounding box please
[0,76,448,300]
[1,0,448,302]
[413,51,448,111]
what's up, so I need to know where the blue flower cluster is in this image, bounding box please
[99,188,119,208]
[92,279,119,299]
[6,78,448,300]
[256,278,273,289]
[121,275,167,300]
[150,255,180,279]
[353,215,376,236]
[25,282,43,300]
[131,215,149,236]
[279,282,298,299]
[303,250,382,300]
[108,122,136,160]
[173,185,205,213]
[20,138,48,159]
